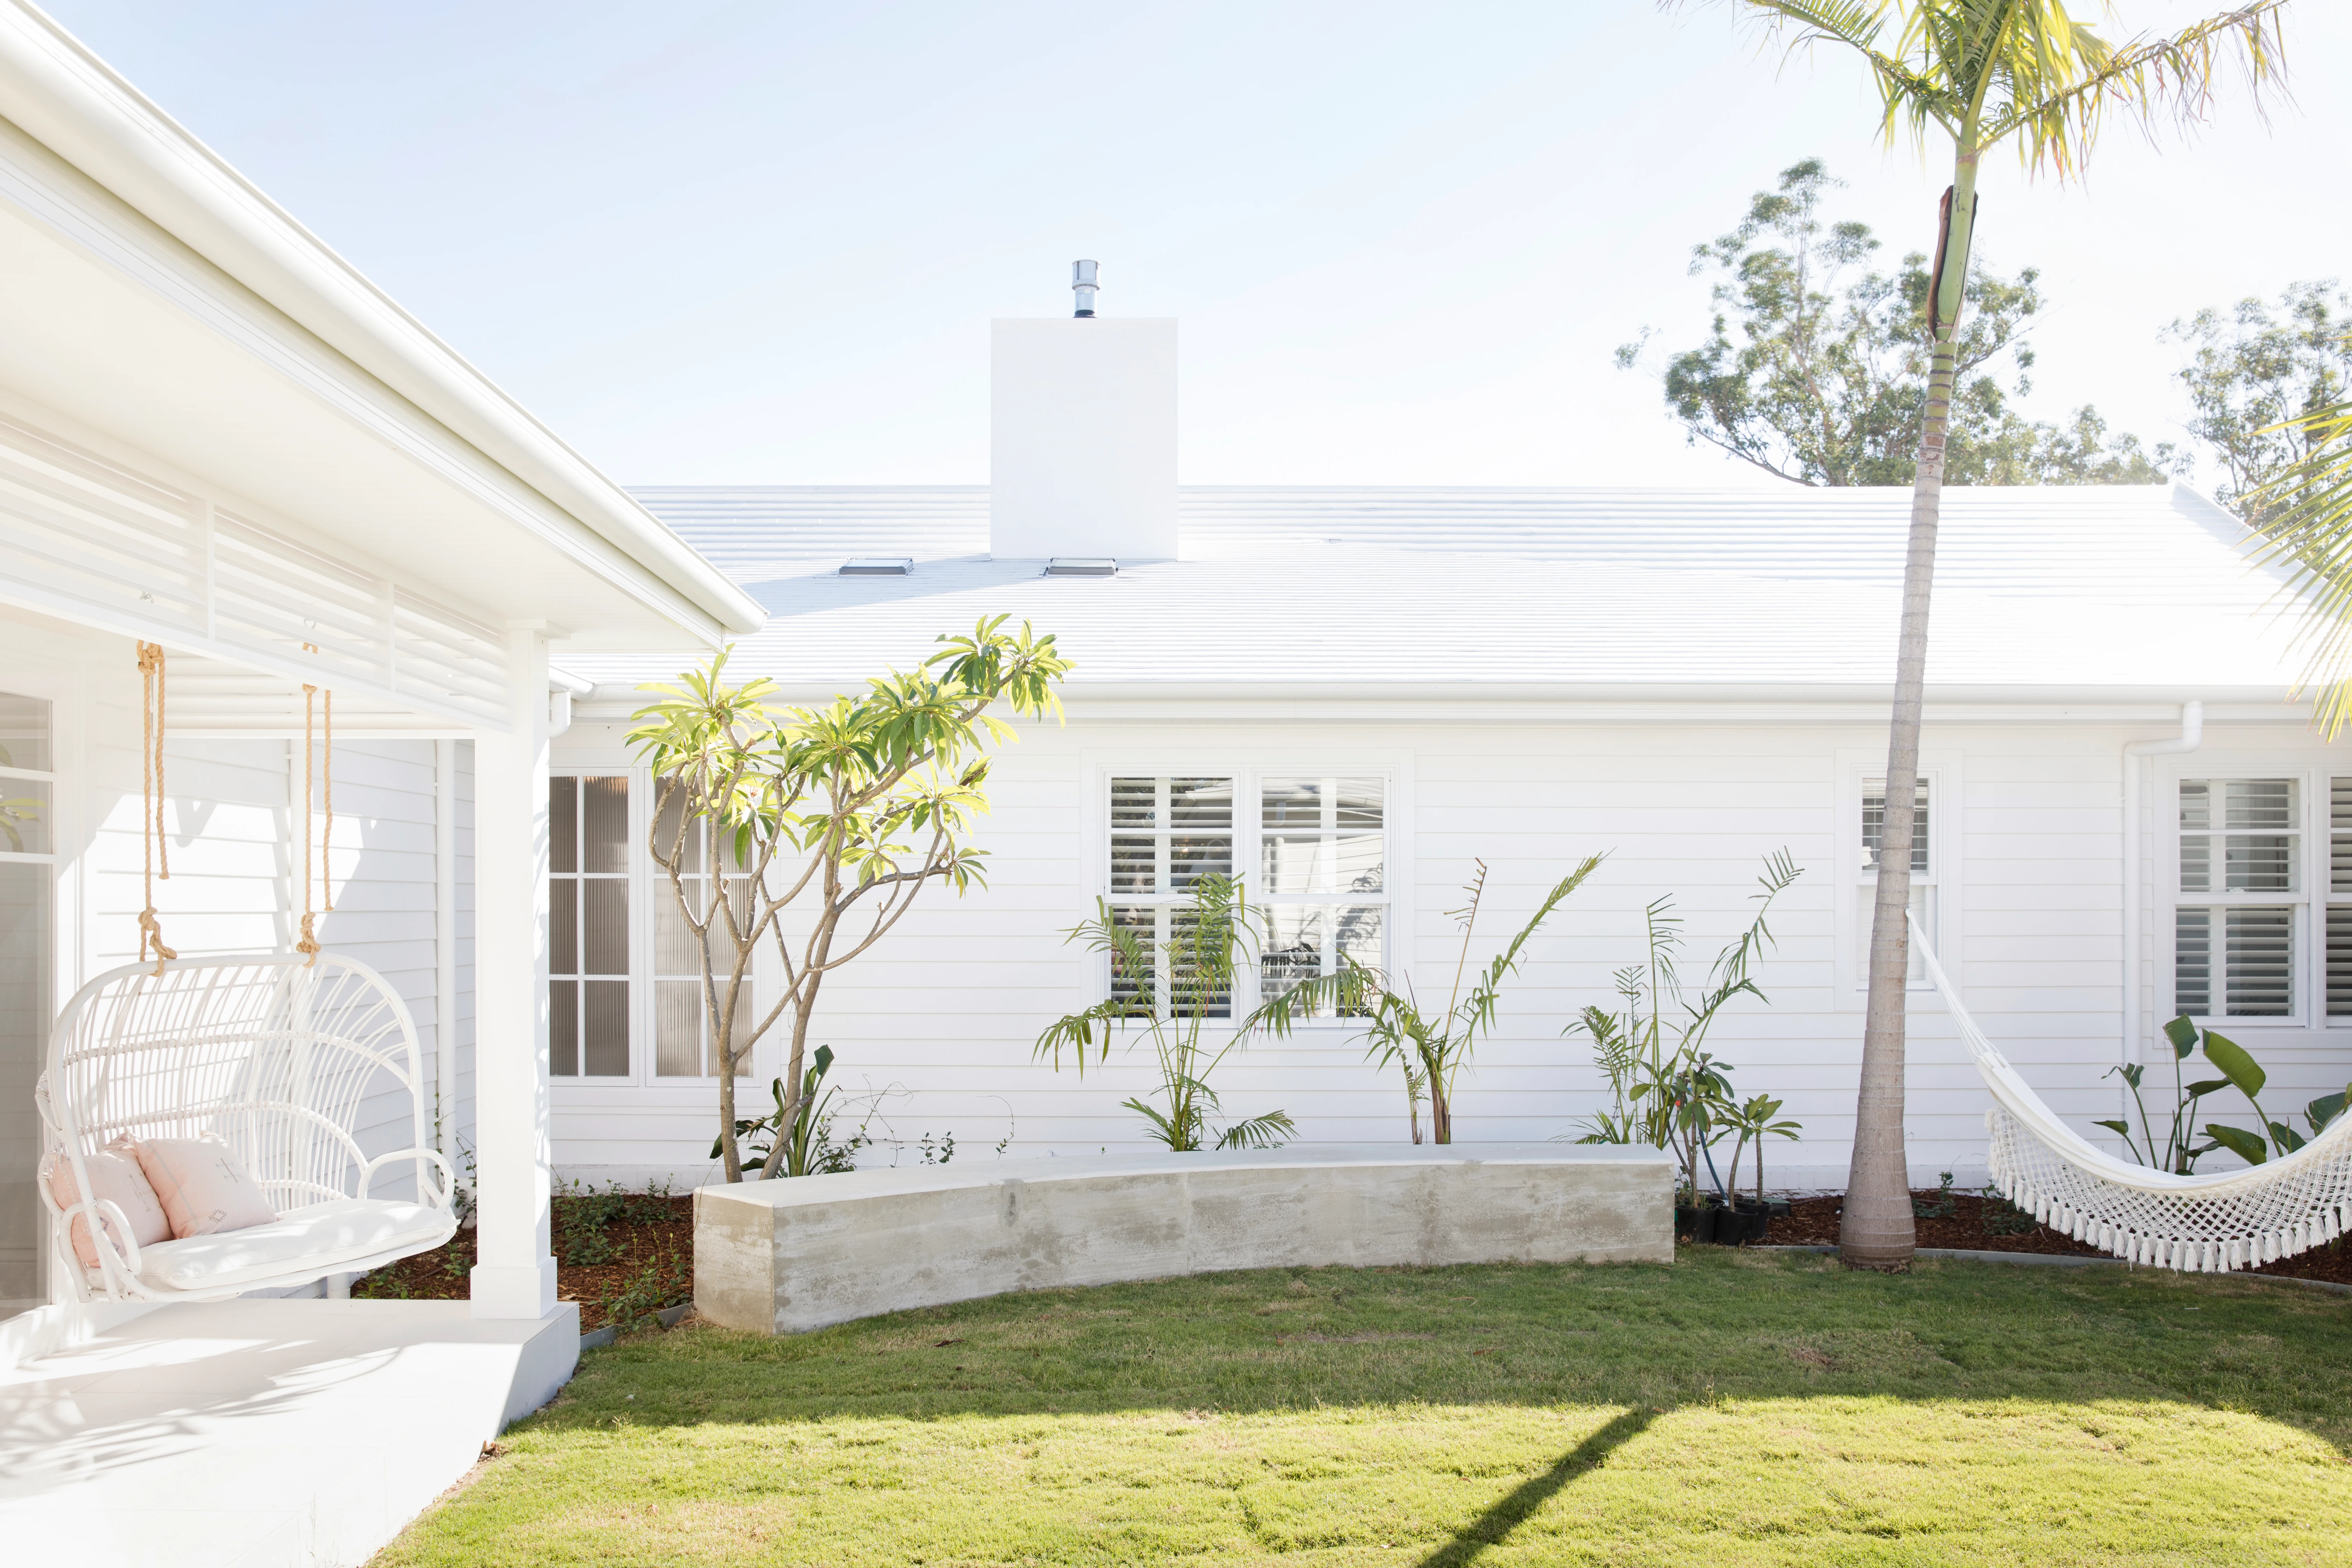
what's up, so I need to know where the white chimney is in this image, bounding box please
[990,263,1176,562]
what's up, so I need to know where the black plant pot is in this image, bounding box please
[1674,1203,1720,1244]
[1718,1201,1770,1246]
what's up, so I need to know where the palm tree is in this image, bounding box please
[1695,0,2288,1269]
[2246,387,2352,734]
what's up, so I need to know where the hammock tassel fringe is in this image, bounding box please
[1918,913,2352,1278]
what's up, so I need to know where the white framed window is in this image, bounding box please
[1835,755,1950,996]
[651,781,753,1078]
[1099,769,1393,1021]
[2170,775,2304,1021]
[549,774,631,1078]
[550,769,758,1083]
[0,685,55,1308]
[2330,779,2352,1019]
[1258,776,1387,1014]
[1861,774,1934,986]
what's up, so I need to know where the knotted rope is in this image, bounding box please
[297,657,334,966]
[136,642,175,973]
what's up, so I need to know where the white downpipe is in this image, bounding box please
[2121,702,2204,1080]
[435,738,458,1164]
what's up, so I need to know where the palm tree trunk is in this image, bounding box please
[1842,161,1978,1270]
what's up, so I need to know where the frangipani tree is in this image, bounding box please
[1700,0,2288,1269]
[628,617,1072,1181]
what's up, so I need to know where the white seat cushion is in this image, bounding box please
[132,1197,456,1293]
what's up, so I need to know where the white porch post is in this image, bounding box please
[469,629,558,1319]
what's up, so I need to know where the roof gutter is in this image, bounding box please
[0,1,764,638]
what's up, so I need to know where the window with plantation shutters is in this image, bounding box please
[1259,776,1385,1013]
[2174,778,2301,1019]
[1107,777,1236,1017]
[1101,771,1390,1018]
[2329,779,2352,1018]
[1858,776,1934,987]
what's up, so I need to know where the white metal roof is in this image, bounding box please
[556,483,2308,701]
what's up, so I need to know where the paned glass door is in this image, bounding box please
[0,689,52,1309]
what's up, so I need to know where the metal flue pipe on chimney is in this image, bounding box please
[1072,259,1099,317]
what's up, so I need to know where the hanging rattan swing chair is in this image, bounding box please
[35,644,456,1301]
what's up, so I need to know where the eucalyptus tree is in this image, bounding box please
[1630,157,2171,486]
[628,617,1073,1181]
[2166,281,2352,516]
[1698,0,2288,1269]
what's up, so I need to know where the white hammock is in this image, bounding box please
[1915,919,2352,1273]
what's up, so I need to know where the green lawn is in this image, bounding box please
[373,1250,2352,1566]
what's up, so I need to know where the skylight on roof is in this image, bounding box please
[1044,558,1116,577]
[840,558,913,576]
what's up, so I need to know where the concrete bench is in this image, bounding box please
[693,1142,1674,1335]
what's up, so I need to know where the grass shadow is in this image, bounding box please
[549,1250,2352,1452]
[1413,1406,1656,1567]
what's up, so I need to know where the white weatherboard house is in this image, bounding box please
[546,308,2344,1196]
[0,8,2339,1565]
[0,6,761,1564]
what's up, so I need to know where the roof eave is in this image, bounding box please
[0,1,764,639]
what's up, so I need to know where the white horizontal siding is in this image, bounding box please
[548,713,2352,1191]
[75,653,470,1204]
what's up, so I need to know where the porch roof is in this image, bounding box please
[0,2,763,730]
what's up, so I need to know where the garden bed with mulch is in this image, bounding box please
[358,1182,2352,1328]
[352,1191,695,1332]
[1752,1187,2352,1284]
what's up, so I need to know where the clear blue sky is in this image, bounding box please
[38,1,2347,490]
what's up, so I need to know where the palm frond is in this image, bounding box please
[2244,386,2352,734]
[1710,0,2290,179]
[1216,1111,1298,1151]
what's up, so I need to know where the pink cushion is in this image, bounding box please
[43,1142,172,1269]
[134,1136,278,1239]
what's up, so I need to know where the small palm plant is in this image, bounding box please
[1248,856,1605,1144]
[1569,852,1804,1203]
[1036,874,1295,1152]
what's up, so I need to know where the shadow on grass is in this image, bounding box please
[1413,1406,1656,1567]
[551,1252,2352,1452]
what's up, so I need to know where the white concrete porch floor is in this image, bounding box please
[0,1299,579,1568]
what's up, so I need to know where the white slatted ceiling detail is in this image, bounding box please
[0,412,510,727]
[393,592,510,720]
[0,411,207,636]
[214,510,396,692]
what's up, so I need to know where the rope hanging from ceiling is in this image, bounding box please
[135,641,174,973]
[297,651,334,967]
